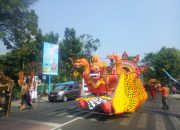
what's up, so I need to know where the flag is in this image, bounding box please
[150,67,155,71]
[162,69,180,87]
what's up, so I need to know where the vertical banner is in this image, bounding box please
[42,42,59,75]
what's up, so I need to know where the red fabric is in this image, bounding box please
[89,84,107,95]
[79,100,88,108]
[150,87,156,96]
[101,102,112,113]
[135,68,140,77]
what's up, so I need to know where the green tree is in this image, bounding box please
[142,47,180,83]
[141,52,156,82]
[154,47,180,82]
[0,30,59,82]
[0,0,39,77]
[80,34,100,60]
[0,0,38,49]
[58,28,100,82]
[61,28,83,61]
[59,28,83,81]
[0,50,22,81]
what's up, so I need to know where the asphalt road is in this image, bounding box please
[0,93,180,130]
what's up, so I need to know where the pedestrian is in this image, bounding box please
[25,90,32,109]
[4,88,11,115]
[158,82,169,110]
[149,84,156,101]
[172,84,177,94]
[20,83,31,110]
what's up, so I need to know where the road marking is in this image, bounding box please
[56,109,79,118]
[120,113,135,126]
[65,111,86,118]
[136,113,148,128]
[46,111,61,116]
[9,117,60,127]
[56,112,68,117]
[55,110,81,117]
[50,117,82,130]
[34,108,58,115]
[46,109,67,116]
[155,114,166,130]
[89,118,98,121]
[169,116,180,130]
[56,108,78,117]
[79,113,94,119]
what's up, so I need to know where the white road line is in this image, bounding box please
[136,113,148,128]
[8,117,60,127]
[56,112,68,117]
[120,113,135,126]
[65,111,85,118]
[79,113,94,119]
[30,105,58,112]
[46,111,62,116]
[155,114,166,130]
[52,108,77,117]
[55,109,79,117]
[169,116,180,130]
[46,109,67,116]
[50,117,82,130]
[35,109,57,115]
[89,118,98,121]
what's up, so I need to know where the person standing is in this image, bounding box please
[149,84,156,101]
[172,84,177,94]
[158,82,169,110]
[4,88,11,115]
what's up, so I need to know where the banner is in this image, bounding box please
[42,42,59,75]
[162,68,180,87]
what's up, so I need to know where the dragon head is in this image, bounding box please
[89,55,107,80]
[90,63,101,80]
[74,58,89,68]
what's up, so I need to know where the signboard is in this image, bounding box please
[42,42,59,75]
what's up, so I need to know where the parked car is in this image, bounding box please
[48,81,80,102]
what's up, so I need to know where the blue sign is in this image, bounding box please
[42,42,59,75]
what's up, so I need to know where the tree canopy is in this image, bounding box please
[0,0,38,49]
[142,47,180,83]
[55,28,100,82]
[80,34,100,60]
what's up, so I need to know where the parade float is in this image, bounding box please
[74,52,148,115]
[0,71,14,116]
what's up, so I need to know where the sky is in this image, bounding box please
[31,0,179,59]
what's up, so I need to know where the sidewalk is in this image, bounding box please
[169,94,180,100]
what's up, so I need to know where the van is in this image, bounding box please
[48,81,80,102]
